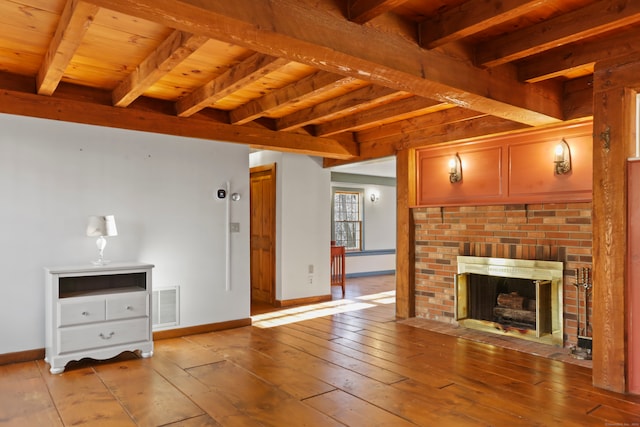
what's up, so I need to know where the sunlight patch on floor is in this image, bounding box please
[252,299,376,328]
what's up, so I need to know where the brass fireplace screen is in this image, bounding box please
[456,256,564,347]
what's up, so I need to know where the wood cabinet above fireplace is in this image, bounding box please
[415,122,593,207]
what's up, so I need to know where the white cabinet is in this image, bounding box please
[45,262,154,374]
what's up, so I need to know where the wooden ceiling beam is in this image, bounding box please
[477,0,640,67]
[356,107,486,143]
[0,77,357,159]
[112,30,209,107]
[176,53,290,117]
[518,27,640,83]
[347,0,409,24]
[419,0,546,49]
[229,71,357,125]
[314,97,450,136]
[37,0,99,96]
[324,115,527,168]
[90,0,563,126]
[276,85,401,131]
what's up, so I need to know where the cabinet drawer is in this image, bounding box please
[106,292,148,320]
[58,318,149,354]
[58,299,106,326]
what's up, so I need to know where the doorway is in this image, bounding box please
[250,164,276,308]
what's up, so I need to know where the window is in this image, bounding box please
[333,190,362,251]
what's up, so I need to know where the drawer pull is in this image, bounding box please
[82,311,89,316]
[99,332,115,340]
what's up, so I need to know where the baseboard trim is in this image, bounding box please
[153,317,252,340]
[275,294,332,307]
[346,270,395,278]
[0,348,45,366]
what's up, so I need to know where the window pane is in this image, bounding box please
[333,191,361,251]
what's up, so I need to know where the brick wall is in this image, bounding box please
[413,202,593,347]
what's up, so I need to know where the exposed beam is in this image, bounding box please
[90,0,563,126]
[229,71,357,125]
[112,30,209,107]
[357,107,487,143]
[419,0,547,49]
[325,115,527,167]
[348,0,409,24]
[315,97,450,136]
[563,76,594,121]
[518,27,640,83]
[395,148,415,319]
[0,80,357,160]
[591,53,640,393]
[37,0,99,95]
[176,53,290,117]
[369,115,527,156]
[276,85,401,131]
[477,0,640,67]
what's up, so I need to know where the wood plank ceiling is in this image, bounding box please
[0,0,638,166]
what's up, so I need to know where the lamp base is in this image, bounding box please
[91,259,111,266]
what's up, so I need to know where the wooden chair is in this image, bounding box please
[331,244,346,296]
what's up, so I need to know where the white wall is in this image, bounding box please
[0,114,250,354]
[250,151,331,301]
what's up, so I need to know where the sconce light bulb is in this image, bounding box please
[555,144,564,156]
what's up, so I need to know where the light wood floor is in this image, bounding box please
[2,275,640,426]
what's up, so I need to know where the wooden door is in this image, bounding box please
[250,164,276,304]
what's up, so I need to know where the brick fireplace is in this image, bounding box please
[413,202,592,349]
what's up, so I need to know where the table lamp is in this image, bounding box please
[86,215,118,265]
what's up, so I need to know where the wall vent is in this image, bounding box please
[152,286,179,330]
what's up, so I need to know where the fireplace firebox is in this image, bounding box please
[456,256,564,346]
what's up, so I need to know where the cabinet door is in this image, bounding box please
[59,298,106,326]
[106,292,148,320]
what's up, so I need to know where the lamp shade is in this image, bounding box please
[86,215,118,237]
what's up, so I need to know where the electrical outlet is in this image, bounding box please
[308,274,313,285]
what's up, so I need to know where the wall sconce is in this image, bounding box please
[554,139,572,175]
[369,191,380,204]
[448,153,462,183]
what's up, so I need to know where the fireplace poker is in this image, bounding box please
[583,268,592,338]
[574,268,581,340]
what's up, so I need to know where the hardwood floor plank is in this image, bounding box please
[0,362,63,427]
[588,404,640,425]
[439,383,601,427]
[150,355,265,427]
[38,363,136,426]
[153,337,226,369]
[94,359,205,426]
[203,345,335,400]
[162,414,223,426]
[304,389,416,426]
[262,325,407,384]
[187,361,343,426]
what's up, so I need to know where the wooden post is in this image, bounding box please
[592,54,640,392]
[396,148,416,319]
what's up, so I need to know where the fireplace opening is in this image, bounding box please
[456,256,563,346]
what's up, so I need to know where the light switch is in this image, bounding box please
[230,222,240,232]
